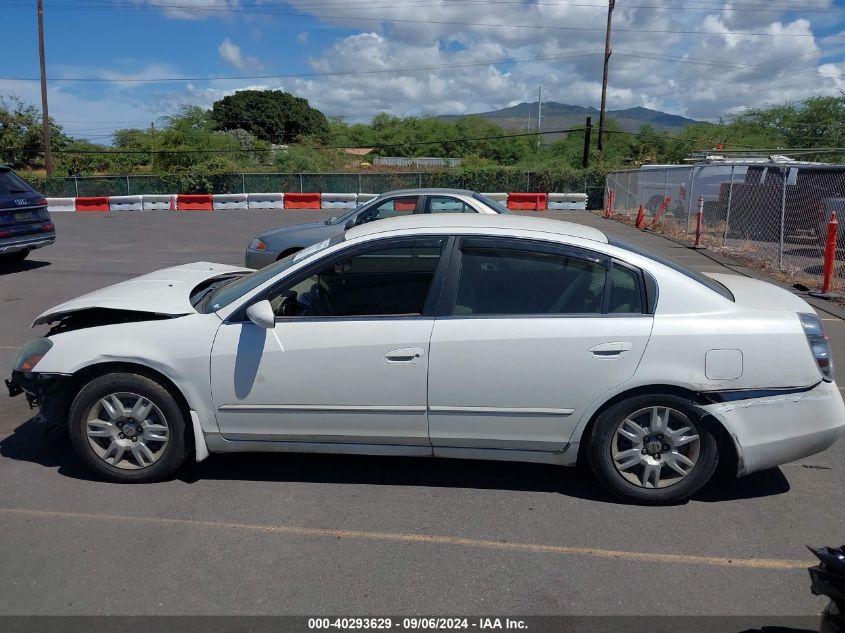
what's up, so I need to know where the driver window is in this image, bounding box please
[356,196,420,225]
[268,238,445,318]
[453,246,607,316]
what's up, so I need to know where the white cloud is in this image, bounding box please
[146,0,241,21]
[218,38,261,70]
[31,0,845,138]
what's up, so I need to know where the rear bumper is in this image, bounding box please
[0,232,55,254]
[701,381,845,475]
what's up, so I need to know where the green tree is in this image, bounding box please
[211,90,330,143]
[0,96,70,169]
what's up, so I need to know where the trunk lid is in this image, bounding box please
[705,273,812,312]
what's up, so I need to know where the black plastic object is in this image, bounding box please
[809,545,845,633]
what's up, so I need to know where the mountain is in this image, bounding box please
[439,102,700,138]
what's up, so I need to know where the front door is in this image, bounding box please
[210,236,449,446]
[427,237,654,452]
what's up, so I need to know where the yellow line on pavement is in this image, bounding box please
[0,507,811,570]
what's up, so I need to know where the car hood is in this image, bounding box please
[33,262,249,326]
[259,221,337,244]
[704,272,811,312]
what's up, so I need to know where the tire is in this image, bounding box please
[587,394,718,505]
[67,372,187,483]
[0,249,29,264]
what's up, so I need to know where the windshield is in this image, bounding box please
[473,193,511,214]
[326,200,376,225]
[201,236,342,313]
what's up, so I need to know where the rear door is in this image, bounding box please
[427,237,654,452]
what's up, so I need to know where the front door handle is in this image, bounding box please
[589,342,633,357]
[384,347,424,363]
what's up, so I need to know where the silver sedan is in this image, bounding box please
[244,188,509,268]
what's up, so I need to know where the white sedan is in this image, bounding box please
[7,215,845,504]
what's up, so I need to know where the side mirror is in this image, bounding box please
[344,219,355,230]
[245,300,275,329]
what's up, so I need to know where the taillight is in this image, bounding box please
[249,238,268,251]
[799,313,834,381]
[0,231,10,238]
[42,223,54,231]
[35,198,48,207]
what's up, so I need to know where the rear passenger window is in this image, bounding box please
[428,197,476,213]
[453,246,606,315]
[607,265,643,314]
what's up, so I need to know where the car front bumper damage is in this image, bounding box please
[6,370,74,427]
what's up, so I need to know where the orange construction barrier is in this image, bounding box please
[507,193,547,211]
[75,196,110,212]
[822,211,839,294]
[634,205,645,228]
[284,193,321,209]
[176,194,213,211]
[394,197,418,211]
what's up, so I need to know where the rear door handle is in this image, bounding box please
[384,347,424,363]
[589,342,633,357]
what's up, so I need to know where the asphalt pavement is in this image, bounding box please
[0,209,843,618]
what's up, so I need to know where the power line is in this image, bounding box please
[9,0,832,13]
[3,1,822,36]
[2,127,585,155]
[5,46,836,86]
[0,51,603,83]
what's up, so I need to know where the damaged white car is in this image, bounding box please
[7,214,845,504]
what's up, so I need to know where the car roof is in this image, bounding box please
[345,213,608,243]
[379,188,476,196]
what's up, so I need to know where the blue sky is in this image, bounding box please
[5,1,845,141]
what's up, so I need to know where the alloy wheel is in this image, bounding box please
[611,406,701,489]
[85,392,170,470]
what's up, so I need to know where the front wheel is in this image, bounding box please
[68,372,187,483]
[587,394,718,505]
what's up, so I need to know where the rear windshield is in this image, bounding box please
[608,235,735,301]
[0,170,34,196]
[473,193,511,214]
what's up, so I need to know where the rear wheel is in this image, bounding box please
[68,372,187,483]
[0,249,29,264]
[588,394,718,505]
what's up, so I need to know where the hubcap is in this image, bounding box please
[611,406,701,489]
[85,392,169,470]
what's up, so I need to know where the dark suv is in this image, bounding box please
[0,166,55,264]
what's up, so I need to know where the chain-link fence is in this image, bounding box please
[605,163,845,292]
[32,171,607,205]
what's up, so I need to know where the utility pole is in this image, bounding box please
[536,85,542,151]
[37,0,53,176]
[582,116,592,168]
[597,0,615,153]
